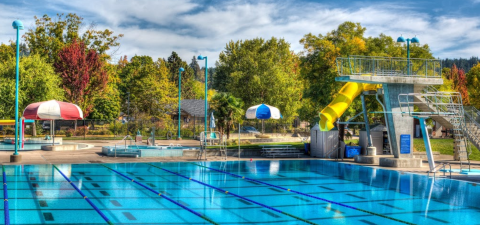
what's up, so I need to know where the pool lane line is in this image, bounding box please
[2,166,10,225]
[100,164,219,225]
[189,162,416,225]
[52,165,114,225]
[147,163,317,225]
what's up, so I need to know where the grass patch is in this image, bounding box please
[224,142,305,150]
[413,138,480,161]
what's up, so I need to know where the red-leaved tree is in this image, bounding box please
[54,40,108,116]
[451,64,470,105]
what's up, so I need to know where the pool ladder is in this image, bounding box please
[427,163,452,178]
[113,135,140,157]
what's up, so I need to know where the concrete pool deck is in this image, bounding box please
[0,139,479,183]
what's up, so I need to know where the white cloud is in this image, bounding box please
[1,0,479,65]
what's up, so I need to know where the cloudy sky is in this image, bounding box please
[1,0,480,66]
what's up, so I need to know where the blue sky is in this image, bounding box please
[1,0,480,66]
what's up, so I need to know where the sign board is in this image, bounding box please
[400,134,411,154]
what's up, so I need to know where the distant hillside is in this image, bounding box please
[442,57,479,72]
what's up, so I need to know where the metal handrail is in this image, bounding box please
[336,56,442,78]
[326,145,341,161]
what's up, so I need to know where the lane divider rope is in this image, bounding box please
[190,162,416,225]
[100,164,218,225]
[52,165,114,225]
[2,166,9,225]
[147,163,317,225]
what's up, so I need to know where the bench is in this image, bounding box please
[260,145,304,158]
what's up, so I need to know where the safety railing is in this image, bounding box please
[336,55,442,78]
[326,145,342,161]
[199,131,227,160]
[113,135,140,157]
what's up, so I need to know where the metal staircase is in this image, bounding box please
[409,86,478,164]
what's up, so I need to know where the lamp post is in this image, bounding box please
[197,55,208,133]
[397,35,419,75]
[178,67,184,140]
[126,92,130,121]
[11,20,23,163]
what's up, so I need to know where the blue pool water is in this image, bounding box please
[1,160,479,224]
[0,142,49,150]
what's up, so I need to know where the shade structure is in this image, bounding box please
[23,100,83,120]
[245,104,281,120]
[245,104,282,133]
[23,100,83,146]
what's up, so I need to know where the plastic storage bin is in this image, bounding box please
[345,146,361,158]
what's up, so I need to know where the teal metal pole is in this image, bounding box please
[14,27,20,155]
[407,39,410,75]
[418,117,435,172]
[204,57,208,133]
[178,67,184,139]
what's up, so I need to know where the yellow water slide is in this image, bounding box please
[319,82,381,131]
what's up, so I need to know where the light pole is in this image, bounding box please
[11,20,23,163]
[178,67,184,140]
[397,35,419,75]
[197,55,208,133]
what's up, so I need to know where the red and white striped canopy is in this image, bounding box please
[23,100,83,120]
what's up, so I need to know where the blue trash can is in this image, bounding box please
[304,143,310,154]
[345,146,361,158]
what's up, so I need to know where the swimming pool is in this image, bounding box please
[0,142,48,150]
[1,160,479,224]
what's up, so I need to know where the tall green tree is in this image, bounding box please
[210,93,244,139]
[119,56,176,118]
[467,63,480,108]
[0,55,64,118]
[189,56,204,82]
[216,37,302,121]
[167,51,198,99]
[23,13,123,62]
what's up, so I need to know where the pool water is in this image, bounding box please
[0,142,49,150]
[2,160,479,224]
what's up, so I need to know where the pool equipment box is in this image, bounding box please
[310,124,338,158]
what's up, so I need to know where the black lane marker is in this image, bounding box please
[135,177,144,181]
[43,212,54,221]
[268,188,283,193]
[32,183,39,188]
[237,199,253,205]
[178,200,190,206]
[295,179,308,184]
[122,212,136,220]
[35,191,43,196]
[293,196,312,202]
[359,219,377,225]
[246,181,260,185]
[100,191,110,196]
[30,177,36,181]
[318,186,334,190]
[261,210,281,218]
[147,183,156,188]
[92,183,100,188]
[346,194,366,199]
[111,200,122,207]
[379,203,403,210]
[277,174,287,177]
[85,177,92,181]
[79,172,86,175]
[39,200,48,207]
[422,215,449,224]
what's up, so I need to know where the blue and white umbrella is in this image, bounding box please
[245,104,282,133]
[245,104,282,119]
